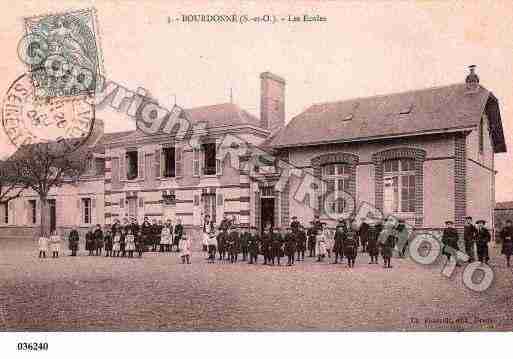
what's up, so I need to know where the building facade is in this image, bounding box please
[0,68,506,239]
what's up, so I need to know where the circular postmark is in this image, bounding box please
[2,72,95,154]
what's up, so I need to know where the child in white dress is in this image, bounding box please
[112,230,121,257]
[125,231,135,258]
[49,230,61,258]
[179,233,192,264]
[38,234,49,258]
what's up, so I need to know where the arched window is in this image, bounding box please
[383,159,415,214]
[322,163,350,214]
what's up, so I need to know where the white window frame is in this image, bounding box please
[322,163,350,214]
[383,159,416,215]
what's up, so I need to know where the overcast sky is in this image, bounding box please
[1,0,512,200]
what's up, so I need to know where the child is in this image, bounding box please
[49,230,61,258]
[125,230,135,258]
[381,233,395,269]
[136,230,145,257]
[344,230,358,268]
[94,224,104,256]
[112,229,121,257]
[284,227,296,266]
[500,219,513,267]
[68,227,80,257]
[367,224,380,264]
[207,229,218,263]
[85,227,95,256]
[104,227,113,257]
[315,226,327,262]
[248,226,260,264]
[179,233,191,264]
[160,222,171,252]
[38,233,49,258]
[120,228,127,257]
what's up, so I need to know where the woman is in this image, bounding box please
[85,226,95,256]
[94,224,104,256]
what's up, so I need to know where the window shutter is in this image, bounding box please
[193,148,200,177]
[138,150,145,179]
[216,158,222,176]
[120,151,126,181]
[155,148,161,178]
[175,147,183,177]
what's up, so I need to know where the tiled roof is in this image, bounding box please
[269,83,506,153]
[183,103,261,128]
[495,201,513,210]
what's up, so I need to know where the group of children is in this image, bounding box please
[200,214,400,268]
[37,231,62,258]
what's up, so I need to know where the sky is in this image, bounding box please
[1,0,513,200]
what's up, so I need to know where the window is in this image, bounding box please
[0,202,8,224]
[322,163,350,214]
[82,198,91,224]
[28,200,36,224]
[163,147,175,177]
[383,159,415,214]
[126,150,138,180]
[193,148,200,176]
[203,143,216,175]
[95,158,105,175]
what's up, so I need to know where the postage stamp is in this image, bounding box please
[21,8,102,99]
[2,72,95,152]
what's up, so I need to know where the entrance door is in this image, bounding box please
[48,199,56,233]
[260,197,275,233]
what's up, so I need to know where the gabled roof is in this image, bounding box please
[269,83,506,153]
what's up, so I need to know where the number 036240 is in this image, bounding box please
[17,342,48,351]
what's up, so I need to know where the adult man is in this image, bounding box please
[359,219,369,253]
[141,217,152,251]
[500,219,513,267]
[228,225,240,263]
[217,229,227,261]
[475,220,491,264]
[68,226,80,256]
[284,227,296,266]
[290,216,300,232]
[463,216,477,262]
[248,226,260,264]
[307,223,317,257]
[129,217,140,237]
[271,227,284,266]
[441,220,459,262]
[219,213,231,232]
[174,218,184,252]
[240,227,250,261]
[367,222,380,264]
[152,219,163,252]
[333,219,346,264]
[261,226,272,265]
[295,225,307,261]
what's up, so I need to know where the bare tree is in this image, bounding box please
[0,159,28,209]
[12,142,89,235]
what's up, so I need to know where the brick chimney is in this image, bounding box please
[260,72,285,133]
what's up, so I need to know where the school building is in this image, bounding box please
[0,67,506,239]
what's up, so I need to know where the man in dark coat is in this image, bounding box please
[248,226,260,264]
[174,218,184,252]
[217,230,227,261]
[463,216,477,262]
[129,217,140,238]
[219,213,231,232]
[359,220,370,253]
[68,226,80,256]
[307,224,317,257]
[367,223,380,264]
[271,227,283,266]
[228,226,240,263]
[151,219,162,252]
[290,216,300,232]
[476,220,491,264]
[295,226,307,261]
[284,227,296,266]
[261,227,272,265]
[441,220,459,262]
[344,227,358,268]
[500,219,513,267]
[141,217,152,250]
[93,224,104,256]
[333,219,346,264]
[240,227,250,261]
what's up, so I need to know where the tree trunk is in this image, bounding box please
[39,196,50,236]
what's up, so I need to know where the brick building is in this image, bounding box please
[0,67,506,238]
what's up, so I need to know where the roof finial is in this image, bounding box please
[466,65,479,91]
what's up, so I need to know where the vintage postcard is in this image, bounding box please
[0,0,512,356]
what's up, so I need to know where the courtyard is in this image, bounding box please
[1,237,512,331]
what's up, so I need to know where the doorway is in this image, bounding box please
[48,199,56,233]
[260,197,275,233]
